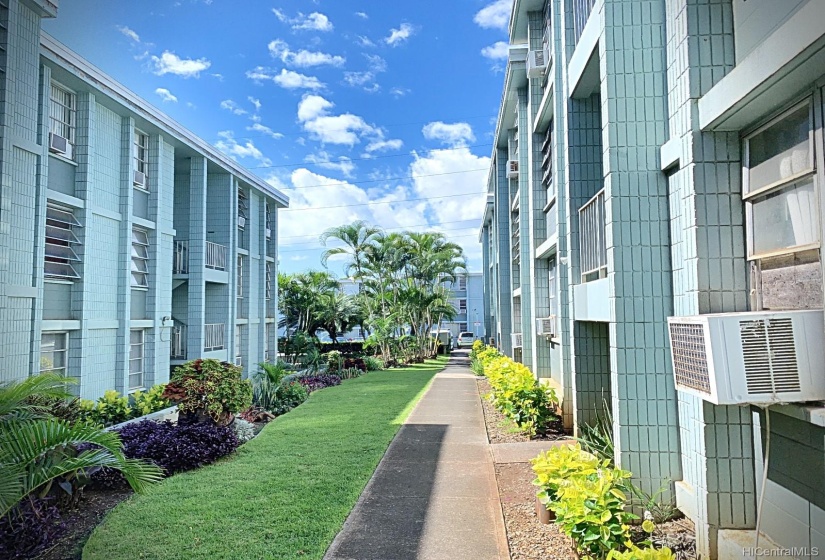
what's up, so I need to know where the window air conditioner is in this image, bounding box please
[237,216,246,229]
[235,356,243,367]
[133,170,146,187]
[49,132,72,159]
[527,49,548,79]
[536,316,556,338]
[265,228,272,239]
[507,160,519,179]
[667,310,825,405]
[511,332,523,348]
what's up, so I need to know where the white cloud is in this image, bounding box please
[215,131,271,166]
[365,139,403,153]
[220,99,247,116]
[272,8,287,22]
[356,35,375,47]
[481,41,509,60]
[268,39,345,68]
[292,12,333,31]
[155,87,177,103]
[343,54,386,91]
[116,25,140,42]
[474,0,510,30]
[246,67,326,90]
[150,51,211,78]
[248,97,261,111]
[390,87,410,98]
[247,122,283,139]
[422,122,476,147]
[305,151,356,177]
[355,11,368,19]
[385,23,414,46]
[297,95,393,148]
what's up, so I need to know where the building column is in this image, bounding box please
[186,156,207,356]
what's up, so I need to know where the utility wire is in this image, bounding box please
[278,232,480,253]
[247,143,493,170]
[281,190,484,211]
[281,225,481,247]
[284,167,488,191]
[278,217,481,240]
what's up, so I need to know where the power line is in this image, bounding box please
[247,143,494,170]
[278,217,481,240]
[280,225,481,248]
[284,167,488,191]
[281,190,484,211]
[278,232,481,254]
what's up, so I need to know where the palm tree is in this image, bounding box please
[0,374,163,517]
[320,220,382,279]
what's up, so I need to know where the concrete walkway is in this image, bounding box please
[324,352,510,560]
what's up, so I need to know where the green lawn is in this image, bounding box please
[83,358,446,560]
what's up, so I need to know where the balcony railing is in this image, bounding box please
[205,241,227,271]
[573,0,597,46]
[579,188,607,282]
[204,323,225,351]
[173,240,189,274]
[170,320,186,359]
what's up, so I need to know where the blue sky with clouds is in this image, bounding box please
[43,0,513,275]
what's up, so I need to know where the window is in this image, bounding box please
[265,262,272,300]
[743,98,822,310]
[238,188,248,228]
[548,256,558,317]
[40,332,68,375]
[44,203,82,280]
[49,82,76,145]
[458,276,467,290]
[131,228,150,287]
[129,329,144,390]
[459,299,467,313]
[235,325,243,367]
[237,255,244,299]
[265,202,272,233]
[134,130,149,187]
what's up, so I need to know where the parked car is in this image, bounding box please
[456,332,475,348]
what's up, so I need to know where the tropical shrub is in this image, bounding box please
[0,497,65,559]
[231,418,256,444]
[270,381,308,416]
[0,374,163,518]
[131,384,170,418]
[325,350,344,373]
[252,376,281,413]
[363,356,384,371]
[23,394,84,424]
[117,419,240,476]
[339,367,364,380]
[163,359,252,425]
[343,357,367,371]
[607,547,675,560]
[80,390,132,426]
[257,360,292,385]
[297,374,341,393]
[578,399,615,463]
[531,443,603,505]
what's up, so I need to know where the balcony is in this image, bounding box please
[173,240,189,275]
[573,0,597,46]
[204,323,225,352]
[170,320,186,359]
[579,188,607,282]
[205,241,227,271]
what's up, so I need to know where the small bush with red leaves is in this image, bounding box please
[343,357,367,372]
[162,359,252,425]
[0,497,65,559]
[297,374,342,393]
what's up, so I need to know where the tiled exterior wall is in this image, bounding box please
[1,0,282,397]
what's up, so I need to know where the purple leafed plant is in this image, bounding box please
[297,374,342,393]
[0,497,65,559]
[115,419,240,476]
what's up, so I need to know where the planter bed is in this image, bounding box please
[477,378,568,443]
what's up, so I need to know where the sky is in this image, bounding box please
[42,0,513,275]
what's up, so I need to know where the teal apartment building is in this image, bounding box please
[0,0,287,399]
[480,0,825,557]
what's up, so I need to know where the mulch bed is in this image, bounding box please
[496,463,577,560]
[36,488,133,560]
[477,378,569,443]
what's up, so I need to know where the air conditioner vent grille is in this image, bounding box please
[669,322,711,394]
[740,318,801,394]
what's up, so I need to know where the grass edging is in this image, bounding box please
[82,358,447,560]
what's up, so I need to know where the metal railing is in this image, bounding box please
[573,0,597,46]
[205,241,227,271]
[579,188,607,282]
[170,320,186,359]
[204,323,225,351]
[173,240,189,274]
